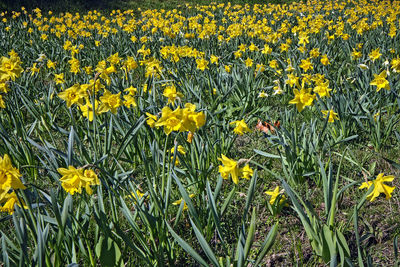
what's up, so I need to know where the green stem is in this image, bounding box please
[161,134,170,199]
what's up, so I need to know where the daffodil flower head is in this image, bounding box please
[230,119,251,135]
[218,155,253,184]
[265,186,287,205]
[370,70,390,92]
[0,154,26,200]
[359,173,395,202]
[58,166,100,195]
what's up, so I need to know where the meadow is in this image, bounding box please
[0,0,400,265]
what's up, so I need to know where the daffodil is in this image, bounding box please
[58,84,85,108]
[313,81,332,98]
[230,119,252,135]
[0,95,5,108]
[369,48,381,62]
[320,54,330,65]
[289,88,315,112]
[172,193,195,211]
[196,58,208,71]
[321,109,339,122]
[265,186,286,205]
[240,165,253,180]
[370,70,390,92]
[218,155,253,184]
[54,73,65,84]
[299,58,313,72]
[163,84,184,104]
[244,57,253,68]
[391,57,400,73]
[0,154,26,199]
[0,191,27,214]
[0,56,23,81]
[155,103,205,135]
[99,90,122,114]
[146,113,158,128]
[58,166,100,195]
[359,173,395,202]
[218,154,240,184]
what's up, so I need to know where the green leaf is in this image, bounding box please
[67,126,74,166]
[166,223,209,267]
[243,170,257,221]
[206,180,225,247]
[253,223,278,266]
[95,236,123,267]
[1,236,10,267]
[253,149,280,159]
[189,217,220,266]
[221,186,236,217]
[172,171,201,227]
[243,208,256,261]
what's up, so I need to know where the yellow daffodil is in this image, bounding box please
[99,90,122,114]
[0,191,27,214]
[58,166,100,195]
[313,81,332,98]
[265,186,286,205]
[230,119,251,135]
[146,113,158,128]
[58,84,85,108]
[218,154,240,184]
[321,109,339,122]
[244,57,253,68]
[0,154,26,200]
[370,70,390,92]
[163,84,184,104]
[299,58,313,72]
[218,155,253,184]
[172,193,195,211]
[359,173,395,202]
[320,54,330,65]
[369,48,381,62]
[54,73,65,84]
[289,88,315,112]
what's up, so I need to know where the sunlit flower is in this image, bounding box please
[172,193,195,211]
[196,58,208,71]
[289,88,315,112]
[0,191,27,214]
[359,173,395,202]
[146,113,158,128]
[58,166,100,195]
[370,70,390,92]
[163,84,183,104]
[230,119,251,135]
[54,73,65,84]
[321,109,339,122]
[99,90,122,114]
[218,155,253,184]
[299,58,313,72]
[369,48,381,62]
[320,54,330,65]
[0,154,26,200]
[313,81,332,98]
[58,84,85,108]
[265,186,286,205]
[244,57,253,68]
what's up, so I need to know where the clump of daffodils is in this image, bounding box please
[150,103,206,135]
[57,166,100,195]
[0,51,24,109]
[0,154,27,214]
[218,154,253,184]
